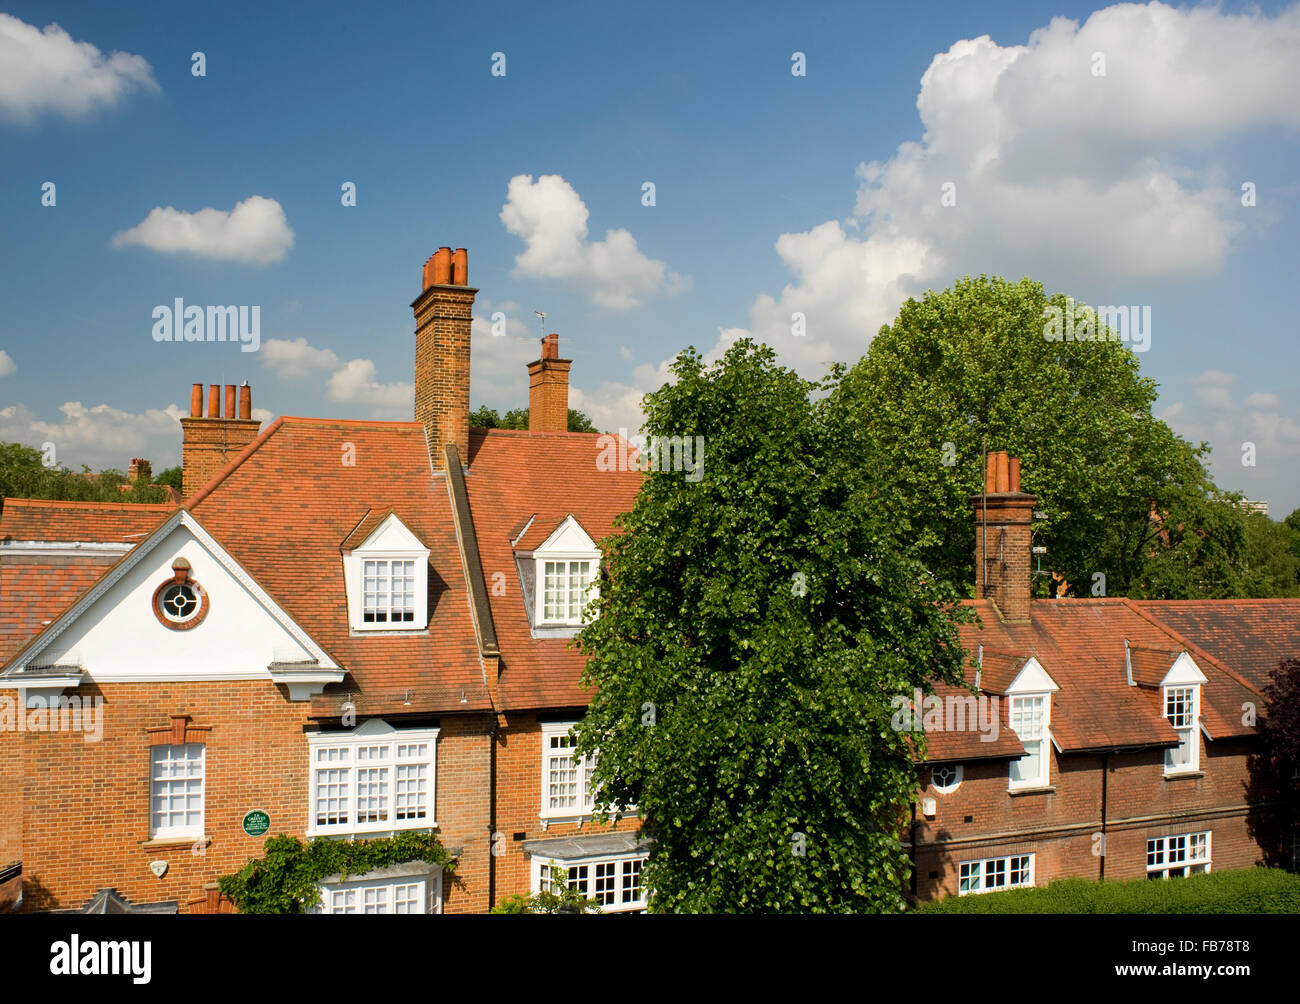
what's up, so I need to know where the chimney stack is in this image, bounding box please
[971,450,1036,622]
[127,458,152,483]
[413,245,476,470]
[180,381,261,496]
[527,333,571,433]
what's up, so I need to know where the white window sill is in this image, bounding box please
[142,833,208,849]
[1008,784,1054,796]
[307,822,438,839]
[1162,770,1204,781]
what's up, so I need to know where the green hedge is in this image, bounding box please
[914,867,1300,914]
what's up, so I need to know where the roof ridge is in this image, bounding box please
[277,416,423,429]
[1121,597,1262,697]
[1,498,176,511]
[187,416,285,507]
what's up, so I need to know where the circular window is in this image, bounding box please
[152,558,210,631]
[931,765,963,793]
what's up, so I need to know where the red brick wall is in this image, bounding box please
[490,713,642,906]
[413,283,475,470]
[913,737,1271,899]
[4,679,496,914]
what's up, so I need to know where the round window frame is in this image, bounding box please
[152,565,209,631]
[930,764,963,794]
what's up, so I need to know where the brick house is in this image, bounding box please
[0,246,644,914]
[1,247,1295,912]
[912,452,1299,899]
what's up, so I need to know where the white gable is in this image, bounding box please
[1161,651,1207,687]
[1005,656,1060,694]
[353,512,427,554]
[533,515,597,557]
[6,511,336,683]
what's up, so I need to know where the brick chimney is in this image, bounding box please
[527,333,571,433]
[971,450,1036,622]
[412,246,476,469]
[180,381,260,497]
[127,458,152,483]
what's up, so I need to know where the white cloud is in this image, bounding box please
[326,359,412,416]
[0,350,15,378]
[723,1,1300,373]
[260,337,341,379]
[0,13,157,122]
[0,400,185,470]
[500,174,688,310]
[111,196,294,264]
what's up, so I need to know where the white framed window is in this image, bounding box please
[307,720,438,837]
[317,872,441,914]
[1008,695,1050,790]
[1147,831,1211,879]
[150,743,205,839]
[541,721,596,820]
[343,513,430,632]
[1163,685,1200,775]
[931,764,963,793]
[541,560,593,624]
[362,559,416,624]
[534,853,647,913]
[957,854,1034,895]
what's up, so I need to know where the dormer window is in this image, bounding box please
[1163,684,1200,774]
[342,511,430,632]
[542,560,592,624]
[512,514,600,634]
[1002,656,1059,793]
[363,559,416,624]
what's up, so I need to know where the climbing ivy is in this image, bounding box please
[217,832,455,914]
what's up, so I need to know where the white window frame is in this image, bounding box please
[533,853,647,913]
[957,853,1035,895]
[1162,684,1201,775]
[1008,694,1051,791]
[538,558,596,626]
[540,721,597,822]
[307,720,439,838]
[1146,831,1211,879]
[316,871,442,914]
[343,514,430,633]
[360,557,418,626]
[931,764,963,794]
[149,743,205,839]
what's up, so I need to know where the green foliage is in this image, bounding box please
[914,867,1300,913]
[574,339,971,914]
[469,405,598,433]
[152,465,183,492]
[1236,513,1300,597]
[0,440,171,514]
[489,867,601,913]
[830,276,1253,599]
[216,832,455,914]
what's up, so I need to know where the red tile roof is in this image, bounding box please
[187,417,490,715]
[0,498,174,543]
[464,429,642,710]
[0,559,118,664]
[1134,600,1300,694]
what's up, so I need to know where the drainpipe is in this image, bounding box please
[1099,752,1110,881]
[488,719,498,910]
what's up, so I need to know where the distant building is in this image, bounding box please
[1239,499,1269,517]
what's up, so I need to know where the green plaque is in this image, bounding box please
[242,810,270,836]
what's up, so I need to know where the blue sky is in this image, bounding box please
[1,0,1297,512]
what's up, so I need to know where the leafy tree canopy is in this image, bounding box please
[470,405,597,433]
[830,275,1253,599]
[0,441,172,515]
[574,339,971,913]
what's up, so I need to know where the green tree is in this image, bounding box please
[489,867,601,913]
[0,441,170,514]
[574,340,971,913]
[830,275,1247,599]
[470,406,597,432]
[153,466,183,492]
